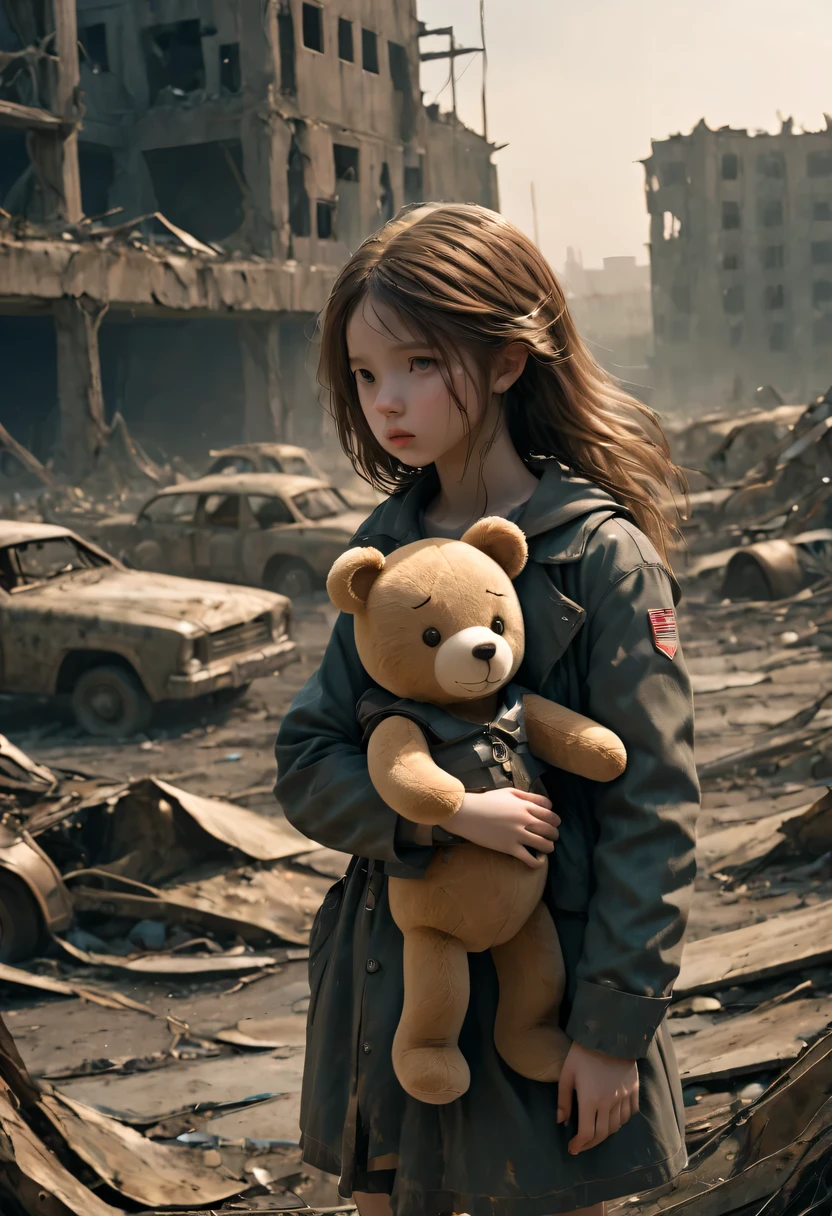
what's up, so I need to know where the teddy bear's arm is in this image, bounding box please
[523,694,627,783]
[366,715,466,824]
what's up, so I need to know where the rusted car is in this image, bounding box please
[87,473,365,599]
[204,442,323,481]
[0,522,295,737]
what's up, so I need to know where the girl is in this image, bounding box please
[274,203,699,1216]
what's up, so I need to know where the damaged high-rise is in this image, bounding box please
[0,0,497,474]
[644,117,832,407]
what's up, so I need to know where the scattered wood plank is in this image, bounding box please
[675,995,832,1083]
[676,899,832,996]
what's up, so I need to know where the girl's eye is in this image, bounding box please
[422,627,441,647]
[356,368,375,383]
[491,617,505,636]
[411,357,434,372]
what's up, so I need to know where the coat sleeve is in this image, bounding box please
[274,611,435,873]
[564,529,700,1060]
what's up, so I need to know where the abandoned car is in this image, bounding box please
[87,473,365,599]
[0,522,295,737]
[204,443,323,481]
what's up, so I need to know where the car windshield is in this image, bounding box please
[292,488,347,521]
[210,456,255,476]
[282,455,316,477]
[5,538,107,587]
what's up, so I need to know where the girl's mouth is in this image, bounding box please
[386,431,415,449]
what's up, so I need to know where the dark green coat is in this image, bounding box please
[274,462,700,1216]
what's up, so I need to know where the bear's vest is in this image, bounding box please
[357,683,548,797]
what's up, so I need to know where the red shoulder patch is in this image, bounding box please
[648,608,678,660]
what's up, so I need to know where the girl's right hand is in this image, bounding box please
[445,789,560,868]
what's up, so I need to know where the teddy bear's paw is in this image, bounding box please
[494,1025,572,1084]
[393,1043,471,1105]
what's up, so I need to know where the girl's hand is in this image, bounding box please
[557,1042,639,1154]
[444,789,560,869]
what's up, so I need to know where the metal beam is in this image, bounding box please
[419,47,483,62]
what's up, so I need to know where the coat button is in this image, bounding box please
[363,1042,372,1054]
[366,958,380,973]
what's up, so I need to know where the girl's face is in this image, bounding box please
[346,298,481,468]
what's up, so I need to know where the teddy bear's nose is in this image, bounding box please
[472,642,497,661]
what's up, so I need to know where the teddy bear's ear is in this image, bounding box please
[327,547,386,613]
[460,517,528,579]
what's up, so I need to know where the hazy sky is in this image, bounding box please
[417,0,832,271]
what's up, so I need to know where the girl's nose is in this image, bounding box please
[374,394,404,417]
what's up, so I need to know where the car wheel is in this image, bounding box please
[265,559,315,600]
[72,666,153,738]
[0,872,43,963]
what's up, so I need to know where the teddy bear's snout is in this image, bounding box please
[472,642,497,661]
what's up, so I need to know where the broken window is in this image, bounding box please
[388,41,409,90]
[723,285,744,314]
[722,201,740,230]
[663,211,681,239]
[812,281,832,307]
[761,200,784,227]
[79,144,115,220]
[769,323,787,352]
[142,20,205,104]
[338,18,354,62]
[278,2,297,94]
[812,240,832,266]
[661,162,685,187]
[143,140,244,242]
[379,162,394,222]
[287,136,310,237]
[729,324,743,347]
[317,199,335,239]
[721,152,739,180]
[723,252,740,270]
[814,315,832,345]
[79,23,109,74]
[814,201,832,221]
[762,245,784,269]
[302,4,324,53]
[808,151,832,178]
[757,151,785,179]
[764,284,785,310]
[649,174,660,193]
[220,43,241,93]
[334,144,359,181]
[362,28,379,74]
[202,494,240,529]
[671,283,691,312]
[404,160,424,205]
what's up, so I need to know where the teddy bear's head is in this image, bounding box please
[327,518,528,706]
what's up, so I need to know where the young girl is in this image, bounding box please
[274,203,699,1216]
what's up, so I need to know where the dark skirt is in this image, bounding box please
[299,860,687,1216]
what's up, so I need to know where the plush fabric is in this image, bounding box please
[326,518,626,1105]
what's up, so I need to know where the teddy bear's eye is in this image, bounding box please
[491,617,505,636]
[422,627,441,647]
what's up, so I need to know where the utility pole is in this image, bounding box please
[479,0,488,142]
[418,25,484,124]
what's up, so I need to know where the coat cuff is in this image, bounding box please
[566,979,671,1059]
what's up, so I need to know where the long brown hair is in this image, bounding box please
[318,202,683,562]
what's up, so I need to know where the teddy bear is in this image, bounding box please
[326,517,627,1106]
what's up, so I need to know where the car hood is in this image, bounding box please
[19,569,281,631]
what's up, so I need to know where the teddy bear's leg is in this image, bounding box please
[491,902,571,1083]
[392,926,471,1105]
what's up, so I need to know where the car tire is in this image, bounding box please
[0,872,43,963]
[72,666,153,738]
[264,559,315,600]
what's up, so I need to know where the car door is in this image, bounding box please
[241,493,297,585]
[192,493,244,583]
[134,493,200,575]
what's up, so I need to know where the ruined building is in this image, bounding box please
[644,117,832,407]
[0,1,497,473]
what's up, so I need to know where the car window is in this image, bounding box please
[9,538,105,585]
[209,456,255,475]
[248,495,294,528]
[292,488,346,521]
[140,493,200,525]
[262,456,284,473]
[281,455,316,477]
[202,493,240,529]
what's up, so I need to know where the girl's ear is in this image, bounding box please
[327,547,386,613]
[492,342,528,395]
[460,517,528,580]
